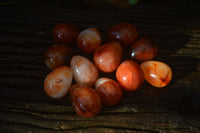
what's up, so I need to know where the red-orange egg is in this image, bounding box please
[44,66,73,98]
[116,60,144,91]
[94,42,122,73]
[95,77,122,106]
[77,28,101,53]
[140,61,172,87]
[44,44,74,70]
[107,23,138,46]
[53,23,80,44]
[131,38,158,62]
[72,86,102,117]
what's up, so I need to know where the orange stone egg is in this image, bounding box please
[140,61,172,87]
[95,77,122,106]
[72,86,102,117]
[53,23,80,44]
[107,23,138,46]
[131,38,158,62]
[116,60,144,91]
[77,28,101,53]
[71,55,99,87]
[93,42,122,73]
[44,44,74,70]
[44,66,73,98]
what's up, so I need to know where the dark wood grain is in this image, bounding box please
[0,1,200,133]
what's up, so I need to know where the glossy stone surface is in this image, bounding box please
[93,42,122,73]
[71,55,99,87]
[44,66,73,98]
[107,23,138,46]
[44,44,74,70]
[69,84,80,103]
[116,60,144,91]
[77,28,101,53]
[131,38,158,62]
[140,61,172,87]
[72,86,102,117]
[53,23,80,44]
[95,77,122,106]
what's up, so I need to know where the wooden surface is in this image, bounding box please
[0,1,200,133]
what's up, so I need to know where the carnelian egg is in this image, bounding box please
[131,38,158,62]
[140,61,172,87]
[44,66,73,98]
[77,28,101,53]
[107,23,138,46]
[95,77,122,106]
[94,42,122,73]
[116,60,144,91]
[71,55,99,87]
[53,23,80,44]
[72,86,102,117]
[44,44,74,70]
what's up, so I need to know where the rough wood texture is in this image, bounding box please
[0,1,200,133]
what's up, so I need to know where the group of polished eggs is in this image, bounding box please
[44,22,172,117]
